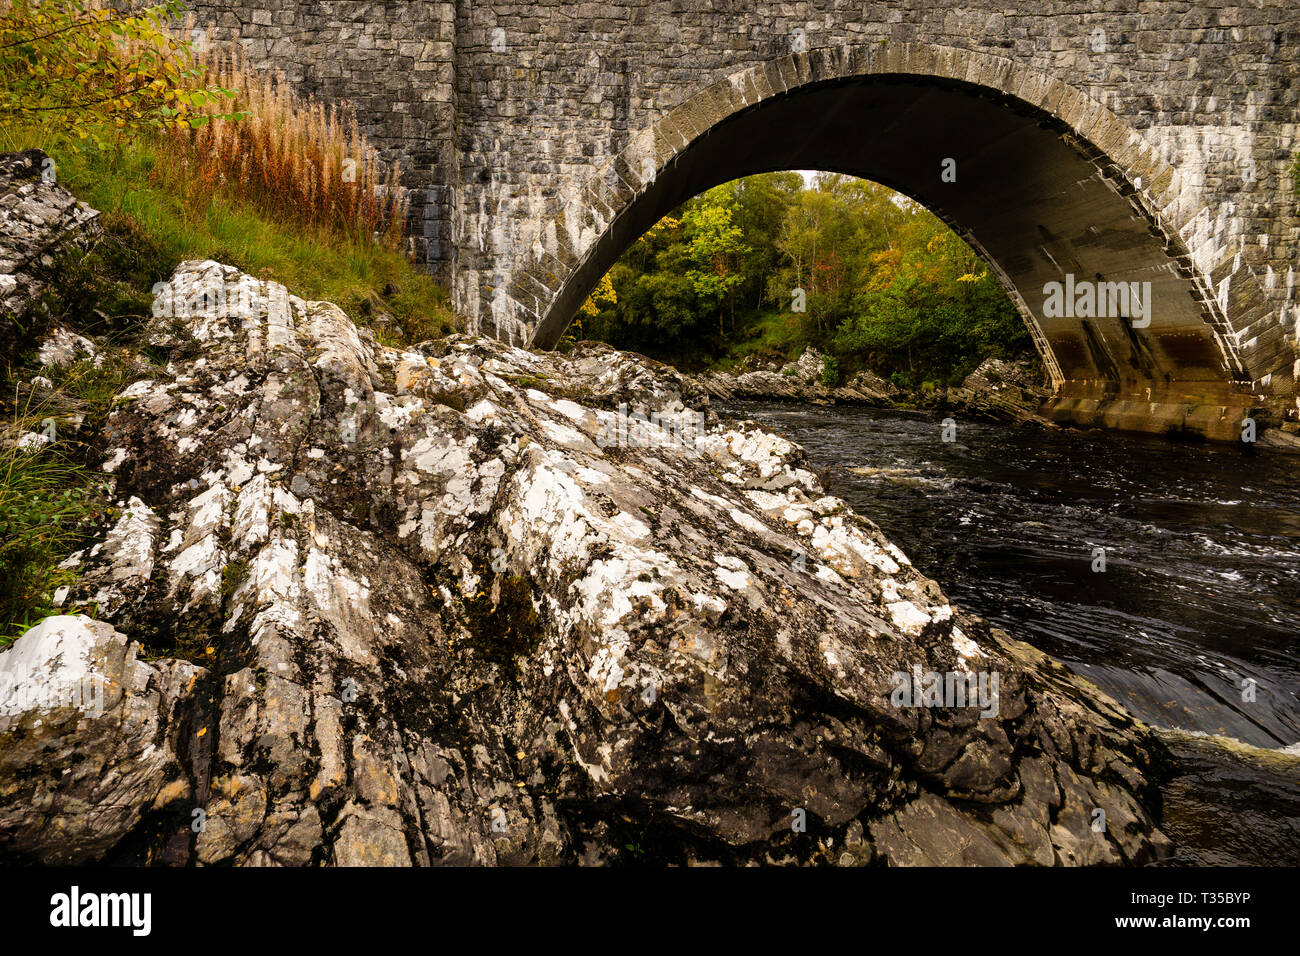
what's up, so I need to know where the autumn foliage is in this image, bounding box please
[0,0,236,149]
[580,173,1032,386]
[156,39,407,246]
[1,1,407,246]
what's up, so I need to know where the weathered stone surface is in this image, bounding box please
[700,347,900,405]
[696,351,1055,429]
[942,356,1058,428]
[0,149,101,317]
[36,327,99,369]
[0,261,1174,865]
[0,615,204,864]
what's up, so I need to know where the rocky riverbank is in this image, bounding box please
[697,347,1300,450]
[0,253,1175,865]
[697,347,1058,430]
[698,347,901,405]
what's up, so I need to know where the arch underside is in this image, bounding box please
[524,73,1267,440]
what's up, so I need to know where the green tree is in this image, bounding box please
[582,215,704,350]
[580,170,1034,384]
[682,186,751,335]
[835,208,1029,386]
[731,171,802,311]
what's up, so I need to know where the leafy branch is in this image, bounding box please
[0,0,241,150]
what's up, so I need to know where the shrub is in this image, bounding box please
[821,353,840,388]
[0,0,238,150]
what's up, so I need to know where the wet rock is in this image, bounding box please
[1259,427,1300,453]
[838,368,900,402]
[0,261,1171,865]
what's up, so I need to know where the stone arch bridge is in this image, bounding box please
[189,1,1300,438]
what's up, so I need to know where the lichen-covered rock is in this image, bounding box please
[0,615,204,864]
[0,261,1172,865]
[943,356,1055,427]
[0,150,102,317]
[700,347,898,405]
[36,327,99,369]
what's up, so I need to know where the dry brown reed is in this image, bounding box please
[157,31,407,247]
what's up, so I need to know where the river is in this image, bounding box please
[719,400,1300,865]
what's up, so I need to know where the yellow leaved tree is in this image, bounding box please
[579,271,617,317]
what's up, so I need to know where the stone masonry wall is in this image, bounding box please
[186,2,1300,405]
[189,1,458,279]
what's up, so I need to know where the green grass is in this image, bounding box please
[721,310,806,369]
[0,132,459,346]
[0,448,104,647]
[0,350,145,646]
[0,450,89,647]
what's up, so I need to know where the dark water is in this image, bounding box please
[720,400,1300,862]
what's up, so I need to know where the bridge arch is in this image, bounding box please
[490,42,1283,437]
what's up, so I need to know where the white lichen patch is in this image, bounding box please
[952,626,984,670]
[464,398,499,423]
[0,615,98,714]
[83,497,158,612]
[101,447,128,473]
[712,553,751,592]
[729,508,769,535]
[810,519,902,577]
[540,418,592,450]
[550,398,587,421]
[166,482,233,606]
[885,600,930,636]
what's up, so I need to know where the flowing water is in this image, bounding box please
[719,400,1300,864]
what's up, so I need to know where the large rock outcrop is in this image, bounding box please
[0,261,1172,865]
[943,356,1056,427]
